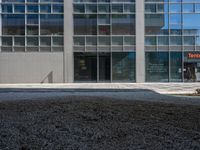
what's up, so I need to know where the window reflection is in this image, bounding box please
[112,52,136,82]
[2,14,25,35]
[145,1,200,51]
[1,1,64,52]
[146,52,169,82]
[74,53,97,82]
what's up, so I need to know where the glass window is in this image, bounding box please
[40,37,51,46]
[112,4,123,13]
[169,4,181,13]
[2,14,25,35]
[170,52,182,82]
[195,4,200,12]
[40,4,51,13]
[27,14,38,25]
[184,36,195,45]
[145,4,156,13]
[183,14,200,30]
[74,53,97,82]
[158,36,169,45]
[74,14,97,35]
[27,5,39,13]
[98,25,110,35]
[112,37,123,46]
[145,14,169,35]
[53,4,63,13]
[2,37,12,46]
[170,36,182,45]
[170,14,182,25]
[112,14,135,35]
[196,37,200,46]
[124,37,135,45]
[27,37,38,46]
[99,37,110,46]
[146,52,169,82]
[40,14,63,35]
[74,37,85,46]
[2,4,13,13]
[74,4,85,13]
[145,36,156,45]
[1,1,64,53]
[14,37,25,46]
[86,37,97,46]
[98,14,110,25]
[98,4,110,13]
[112,52,136,82]
[53,37,64,46]
[183,4,194,13]
[86,4,97,13]
[14,4,25,13]
[27,26,38,35]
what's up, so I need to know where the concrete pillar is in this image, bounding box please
[136,0,145,83]
[0,0,2,52]
[64,0,74,83]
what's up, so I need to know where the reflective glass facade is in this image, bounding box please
[1,0,200,83]
[0,0,64,52]
[73,0,136,82]
[145,0,200,82]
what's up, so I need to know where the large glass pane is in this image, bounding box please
[14,37,25,46]
[74,14,97,35]
[1,0,64,53]
[2,37,12,46]
[145,14,169,35]
[99,53,111,82]
[112,52,135,82]
[2,4,12,13]
[170,52,182,82]
[2,14,25,35]
[146,52,169,82]
[74,53,97,82]
[40,14,63,35]
[112,14,135,35]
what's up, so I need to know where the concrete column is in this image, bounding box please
[0,0,2,52]
[64,0,74,83]
[136,0,145,83]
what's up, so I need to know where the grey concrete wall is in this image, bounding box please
[0,53,64,83]
[136,0,145,83]
[64,0,74,83]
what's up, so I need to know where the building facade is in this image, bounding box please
[0,0,200,83]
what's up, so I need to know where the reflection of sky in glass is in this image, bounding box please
[148,2,200,31]
[183,14,200,29]
[145,1,200,48]
[162,14,169,30]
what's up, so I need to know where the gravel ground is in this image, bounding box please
[0,96,200,150]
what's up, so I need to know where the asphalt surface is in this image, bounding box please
[0,88,200,105]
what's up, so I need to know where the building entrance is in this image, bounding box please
[99,53,111,82]
[184,63,200,82]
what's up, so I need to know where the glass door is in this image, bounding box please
[184,63,200,82]
[99,53,111,82]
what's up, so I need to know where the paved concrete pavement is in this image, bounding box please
[0,83,199,94]
[0,83,200,105]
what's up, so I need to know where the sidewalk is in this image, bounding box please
[0,83,200,105]
[0,83,199,94]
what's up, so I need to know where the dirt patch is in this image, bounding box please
[0,96,200,150]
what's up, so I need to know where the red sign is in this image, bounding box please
[188,53,200,59]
